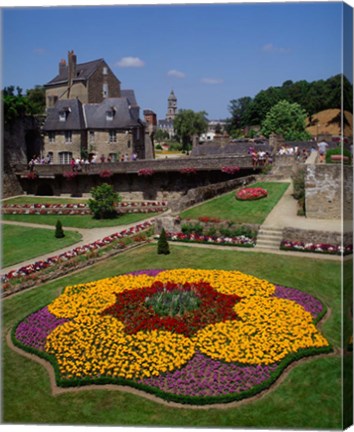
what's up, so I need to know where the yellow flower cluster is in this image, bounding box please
[45,269,329,379]
[46,314,195,379]
[155,269,275,297]
[194,296,329,364]
[48,269,275,319]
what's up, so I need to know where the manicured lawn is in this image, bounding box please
[2,212,159,229]
[2,243,345,428]
[3,196,88,205]
[2,224,82,267]
[180,182,290,224]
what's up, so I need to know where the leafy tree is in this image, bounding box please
[157,228,170,255]
[154,128,170,142]
[55,220,65,238]
[173,109,208,151]
[3,85,46,126]
[260,100,311,141]
[26,86,45,114]
[88,183,121,219]
[226,96,252,135]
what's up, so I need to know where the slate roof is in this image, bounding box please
[84,97,141,129]
[45,58,111,87]
[43,99,86,131]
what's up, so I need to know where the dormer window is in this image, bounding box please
[106,107,116,121]
[59,107,71,122]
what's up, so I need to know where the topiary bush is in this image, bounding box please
[325,148,352,164]
[157,228,170,255]
[55,220,65,238]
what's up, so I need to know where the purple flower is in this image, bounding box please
[15,306,69,351]
[138,351,277,397]
[274,285,323,318]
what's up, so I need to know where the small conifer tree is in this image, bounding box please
[55,220,65,238]
[157,228,170,255]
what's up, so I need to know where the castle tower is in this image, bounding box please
[166,90,177,120]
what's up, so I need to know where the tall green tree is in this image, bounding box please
[260,100,311,141]
[173,109,208,151]
[226,96,252,136]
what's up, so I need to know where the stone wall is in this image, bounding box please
[305,164,353,219]
[169,175,256,212]
[282,226,352,247]
[88,65,121,102]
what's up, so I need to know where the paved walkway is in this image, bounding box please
[261,180,342,231]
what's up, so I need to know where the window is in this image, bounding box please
[48,132,55,143]
[103,83,109,98]
[65,131,72,143]
[109,130,117,143]
[103,66,108,75]
[89,131,95,143]
[59,152,72,164]
[59,111,67,122]
[106,110,114,121]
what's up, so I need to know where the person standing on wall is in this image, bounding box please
[317,139,329,163]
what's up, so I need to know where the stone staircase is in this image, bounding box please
[255,226,283,250]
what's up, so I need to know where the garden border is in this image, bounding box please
[7,303,336,409]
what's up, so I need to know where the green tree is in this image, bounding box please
[55,220,65,238]
[154,128,170,142]
[3,85,46,126]
[226,96,252,136]
[157,228,170,255]
[88,183,121,219]
[173,109,208,151]
[260,100,312,141]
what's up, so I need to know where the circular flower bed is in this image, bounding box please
[13,269,331,405]
[236,187,268,201]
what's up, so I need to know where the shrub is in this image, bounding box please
[88,183,121,219]
[181,223,204,236]
[292,168,306,215]
[325,148,352,164]
[157,228,170,255]
[54,220,65,238]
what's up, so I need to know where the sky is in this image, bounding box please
[1,0,352,121]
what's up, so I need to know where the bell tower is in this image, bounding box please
[166,90,177,120]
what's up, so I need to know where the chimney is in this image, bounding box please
[67,50,77,98]
[59,59,67,76]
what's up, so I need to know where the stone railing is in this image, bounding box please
[14,155,253,176]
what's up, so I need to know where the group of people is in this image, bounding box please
[70,152,139,172]
[248,147,273,169]
[28,154,52,171]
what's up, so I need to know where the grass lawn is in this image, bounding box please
[2,243,346,428]
[3,196,88,205]
[180,182,290,224]
[2,224,82,267]
[2,212,159,229]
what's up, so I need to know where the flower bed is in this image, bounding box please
[1,221,154,291]
[236,187,268,201]
[12,268,331,405]
[280,240,353,256]
[164,232,255,247]
[2,201,168,215]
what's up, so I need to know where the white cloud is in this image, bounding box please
[116,57,145,68]
[33,48,46,55]
[167,69,186,79]
[262,43,290,54]
[201,77,224,85]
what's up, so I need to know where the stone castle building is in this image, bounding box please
[42,50,147,163]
